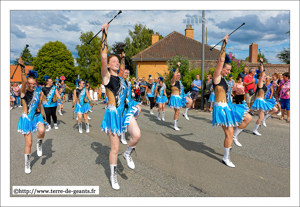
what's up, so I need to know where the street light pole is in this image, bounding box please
[201,10,205,110]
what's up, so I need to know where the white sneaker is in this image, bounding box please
[222,157,235,168]
[233,135,242,147]
[45,125,51,132]
[89,109,93,112]
[54,124,58,129]
[123,152,135,169]
[86,123,90,133]
[88,116,92,120]
[157,115,161,121]
[253,130,262,136]
[277,111,282,116]
[19,105,22,107]
[183,113,189,120]
[25,155,31,174]
[120,133,127,145]
[37,141,42,157]
[110,175,120,190]
[150,111,154,115]
[174,126,180,131]
[58,110,63,116]
[262,120,267,127]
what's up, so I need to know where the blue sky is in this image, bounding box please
[10,10,290,64]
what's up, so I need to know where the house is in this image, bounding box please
[131,25,220,79]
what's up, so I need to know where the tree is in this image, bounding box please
[33,41,76,85]
[13,46,34,66]
[75,31,112,87]
[158,55,189,94]
[112,42,126,54]
[124,24,163,76]
[276,47,290,64]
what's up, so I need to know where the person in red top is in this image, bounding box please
[243,68,256,115]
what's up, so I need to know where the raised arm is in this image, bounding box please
[213,34,229,85]
[18,57,27,98]
[118,52,126,78]
[257,57,265,89]
[171,62,181,85]
[101,22,110,85]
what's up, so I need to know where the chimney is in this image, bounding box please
[185,25,194,39]
[249,43,258,63]
[152,32,159,45]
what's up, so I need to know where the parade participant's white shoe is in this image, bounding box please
[58,110,63,116]
[252,130,262,136]
[183,113,189,120]
[76,115,78,121]
[123,150,135,170]
[89,109,93,112]
[88,115,92,120]
[120,133,127,145]
[86,123,90,133]
[45,125,51,132]
[25,154,31,174]
[150,110,154,115]
[157,112,161,121]
[233,135,242,147]
[277,111,282,116]
[54,124,58,129]
[174,120,180,131]
[110,174,120,190]
[222,157,235,168]
[162,112,165,121]
[78,122,82,134]
[37,139,43,157]
[262,120,267,127]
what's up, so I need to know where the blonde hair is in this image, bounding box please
[207,74,212,79]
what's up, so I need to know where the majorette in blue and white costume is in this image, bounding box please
[156,80,168,104]
[57,87,64,105]
[168,79,187,109]
[74,87,91,114]
[17,71,45,135]
[251,84,276,112]
[100,75,128,136]
[212,50,252,168]
[42,83,58,108]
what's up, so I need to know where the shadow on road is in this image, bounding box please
[90,142,128,185]
[142,109,175,130]
[57,120,66,125]
[39,139,55,165]
[188,115,212,124]
[160,133,223,163]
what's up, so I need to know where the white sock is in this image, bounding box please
[264,114,271,120]
[254,124,260,131]
[162,111,165,118]
[157,112,160,116]
[125,146,135,155]
[184,108,190,115]
[110,164,117,177]
[25,154,31,163]
[174,119,178,127]
[37,138,43,144]
[224,147,231,160]
[233,127,244,137]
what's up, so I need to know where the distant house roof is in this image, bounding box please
[10,65,34,83]
[131,31,220,62]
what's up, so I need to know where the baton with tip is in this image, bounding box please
[11,44,29,79]
[87,10,122,44]
[210,23,245,50]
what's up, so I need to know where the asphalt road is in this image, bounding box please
[10,100,290,197]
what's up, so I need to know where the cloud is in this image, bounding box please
[64,23,81,32]
[10,24,26,38]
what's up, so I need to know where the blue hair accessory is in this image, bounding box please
[85,80,89,84]
[75,79,79,83]
[107,54,110,57]
[125,64,127,69]
[159,77,164,81]
[172,68,176,75]
[225,54,231,64]
[27,70,38,79]
[44,75,50,82]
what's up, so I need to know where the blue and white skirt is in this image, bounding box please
[251,97,276,112]
[156,95,168,104]
[208,92,215,102]
[17,113,45,135]
[212,101,249,127]
[122,105,139,131]
[74,102,91,114]
[58,99,64,105]
[101,105,124,136]
[168,95,185,109]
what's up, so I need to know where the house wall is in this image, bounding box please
[136,61,168,79]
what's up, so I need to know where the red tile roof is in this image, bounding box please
[10,65,34,83]
[131,31,220,61]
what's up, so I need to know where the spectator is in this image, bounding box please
[238,67,248,82]
[277,73,283,112]
[271,73,281,115]
[93,88,99,105]
[13,83,21,107]
[100,82,106,100]
[139,77,148,105]
[89,87,94,103]
[279,72,290,121]
[190,74,202,109]
[227,74,235,90]
[243,68,256,115]
[233,76,245,104]
[10,86,15,110]
[203,74,212,111]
